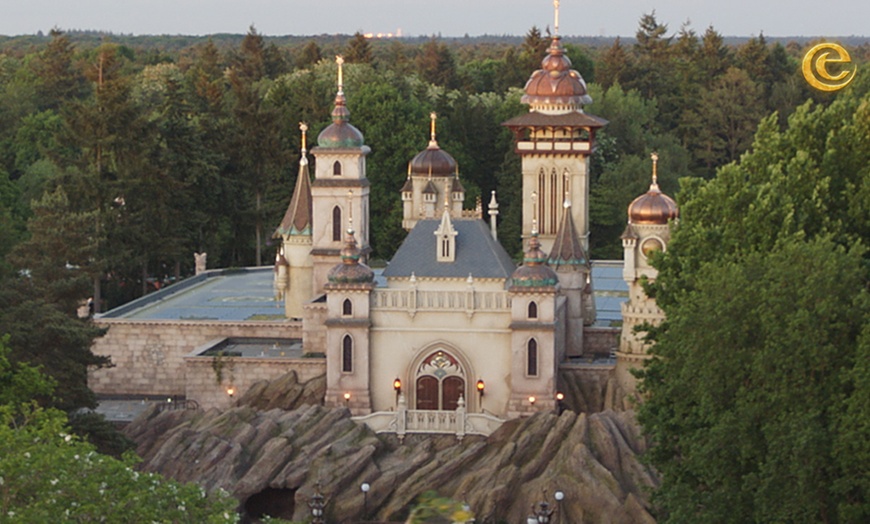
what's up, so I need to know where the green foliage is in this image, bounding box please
[0,404,238,523]
[0,335,55,406]
[406,491,474,523]
[638,87,870,522]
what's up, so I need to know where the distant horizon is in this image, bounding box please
[2,1,868,40]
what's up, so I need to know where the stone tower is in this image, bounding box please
[502,2,607,254]
[311,56,371,292]
[615,153,679,396]
[273,124,314,319]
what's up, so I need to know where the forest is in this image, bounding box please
[0,13,868,521]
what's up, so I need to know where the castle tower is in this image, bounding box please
[507,218,562,417]
[615,153,679,396]
[323,221,375,415]
[502,1,607,254]
[401,113,465,230]
[273,124,314,319]
[548,196,593,357]
[311,56,371,292]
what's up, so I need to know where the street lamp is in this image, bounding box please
[393,378,402,404]
[555,392,565,414]
[360,482,370,519]
[476,379,485,412]
[308,484,326,524]
[554,490,564,524]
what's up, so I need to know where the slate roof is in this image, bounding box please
[548,205,589,268]
[502,111,608,129]
[274,158,312,237]
[383,219,516,279]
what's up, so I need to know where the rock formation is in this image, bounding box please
[125,372,658,523]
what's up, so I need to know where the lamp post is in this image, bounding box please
[226,387,235,407]
[308,484,326,524]
[555,392,565,415]
[476,379,485,412]
[554,490,564,524]
[393,378,402,405]
[360,481,370,520]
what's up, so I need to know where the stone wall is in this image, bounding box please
[583,326,620,356]
[184,357,326,410]
[89,319,303,397]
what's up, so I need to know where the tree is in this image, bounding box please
[638,88,870,522]
[296,40,322,70]
[345,32,373,64]
[0,405,238,523]
[596,37,633,89]
[416,38,457,88]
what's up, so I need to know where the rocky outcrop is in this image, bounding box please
[125,379,659,523]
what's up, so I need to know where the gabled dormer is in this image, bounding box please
[434,207,458,262]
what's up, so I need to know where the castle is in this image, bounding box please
[89,11,678,435]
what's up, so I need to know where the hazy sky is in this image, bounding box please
[2,0,867,38]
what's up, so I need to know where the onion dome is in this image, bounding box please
[511,232,558,287]
[408,112,458,177]
[628,153,679,225]
[317,93,365,148]
[317,57,365,148]
[327,229,374,284]
[520,37,592,108]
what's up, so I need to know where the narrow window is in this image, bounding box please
[342,298,352,316]
[342,335,353,373]
[527,339,538,377]
[528,301,538,319]
[333,160,342,176]
[332,206,342,241]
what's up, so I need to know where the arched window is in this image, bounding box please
[332,206,342,242]
[527,339,538,377]
[342,335,353,373]
[342,298,352,316]
[528,301,538,319]
[333,161,342,176]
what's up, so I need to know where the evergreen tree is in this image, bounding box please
[345,32,373,64]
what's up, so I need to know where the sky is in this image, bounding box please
[1,0,867,38]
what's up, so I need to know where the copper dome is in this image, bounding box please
[520,38,592,107]
[511,234,558,287]
[317,93,365,148]
[409,142,458,177]
[327,230,374,284]
[628,184,679,225]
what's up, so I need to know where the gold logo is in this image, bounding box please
[802,43,856,91]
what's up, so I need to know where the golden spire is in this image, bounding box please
[346,189,354,234]
[336,55,345,95]
[444,179,451,213]
[531,191,539,236]
[299,122,308,159]
[651,152,659,188]
[553,0,560,37]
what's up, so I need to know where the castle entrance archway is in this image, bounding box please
[414,350,466,411]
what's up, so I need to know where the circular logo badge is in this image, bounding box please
[802,43,856,92]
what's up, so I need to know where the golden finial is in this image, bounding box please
[531,191,539,236]
[563,189,571,209]
[444,179,451,212]
[335,55,345,94]
[651,152,659,187]
[430,112,438,143]
[346,189,354,233]
[299,122,308,153]
[554,0,560,37]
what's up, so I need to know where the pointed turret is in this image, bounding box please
[274,124,315,319]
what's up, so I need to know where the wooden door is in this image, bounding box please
[442,376,464,411]
[416,376,438,410]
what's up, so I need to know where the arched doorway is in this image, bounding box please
[414,350,466,410]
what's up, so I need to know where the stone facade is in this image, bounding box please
[89,320,302,397]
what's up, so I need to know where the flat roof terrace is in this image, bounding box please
[97,267,287,322]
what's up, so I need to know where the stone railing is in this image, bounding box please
[353,395,504,442]
[371,289,511,318]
